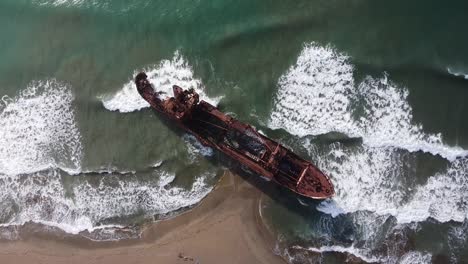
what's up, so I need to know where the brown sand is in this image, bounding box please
[0,172,286,264]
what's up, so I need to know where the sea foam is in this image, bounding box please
[291,245,380,263]
[269,43,358,137]
[101,51,221,113]
[269,43,468,161]
[399,251,432,264]
[287,219,433,264]
[183,134,214,162]
[271,42,468,225]
[0,169,213,236]
[0,80,82,175]
[313,143,468,224]
[447,67,468,79]
[33,0,149,15]
[35,0,106,8]
[0,80,213,238]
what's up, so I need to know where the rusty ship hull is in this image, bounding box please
[135,72,334,199]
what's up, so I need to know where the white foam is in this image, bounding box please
[447,221,468,263]
[0,219,123,236]
[152,160,164,168]
[0,169,213,235]
[80,168,136,175]
[269,43,358,137]
[0,80,82,175]
[100,79,149,113]
[293,244,431,264]
[0,169,92,235]
[316,199,345,217]
[396,158,468,223]
[350,212,393,250]
[268,42,465,264]
[312,143,468,224]
[183,134,213,161]
[0,80,212,236]
[33,0,144,14]
[313,144,408,218]
[292,245,380,263]
[34,0,104,8]
[158,171,176,187]
[269,43,468,161]
[101,51,221,113]
[399,251,432,264]
[72,171,213,220]
[447,67,468,79]
[35,0,83,5]
[357,76,467,161]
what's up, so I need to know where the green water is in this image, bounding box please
[1,0,467,262]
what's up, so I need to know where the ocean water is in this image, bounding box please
[1,0,468,262]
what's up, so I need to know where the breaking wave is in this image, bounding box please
[183,134,214,162]
[34,0,107,9]
[269,43,468,161]
[290,245,381,263]
[0,80,82,175]
[36,0,88,6]
[278,214,434,264]
[447,221,468,263]
[0,81,213,238]
[0,169,213,237]
[101,51,221,113]
[33,0,143,11]
[270,43,468,225]
[312,143,468,224]
[270,44,357,137]
[399,251,432,264]
[267,43,468,264]
[447,67,468,79]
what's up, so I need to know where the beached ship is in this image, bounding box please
[135,72,334,199]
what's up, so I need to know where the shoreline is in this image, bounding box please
[0,171,285,264]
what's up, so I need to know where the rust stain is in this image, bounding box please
[135,72,334,200]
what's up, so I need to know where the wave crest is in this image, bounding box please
[101,51,221,113]
[0,80,82,175]
[269,43,467,161]
[0,169,213,237]
[314,143,468,224]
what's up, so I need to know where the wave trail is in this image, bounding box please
[269,43,467,161]
[101,51,221,113]
[0,80,82,175]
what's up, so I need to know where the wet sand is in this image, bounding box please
[0,172,285,264]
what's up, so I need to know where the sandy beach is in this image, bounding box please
[0,172,285,264]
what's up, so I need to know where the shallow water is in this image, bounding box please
[1,0,468,262]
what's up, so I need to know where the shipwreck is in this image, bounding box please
[135,72,334,199]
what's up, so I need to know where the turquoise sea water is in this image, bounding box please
[1,0,467,262]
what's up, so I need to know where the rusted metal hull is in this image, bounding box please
[135,72,334,199]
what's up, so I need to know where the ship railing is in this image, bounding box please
[296,165,309,187]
